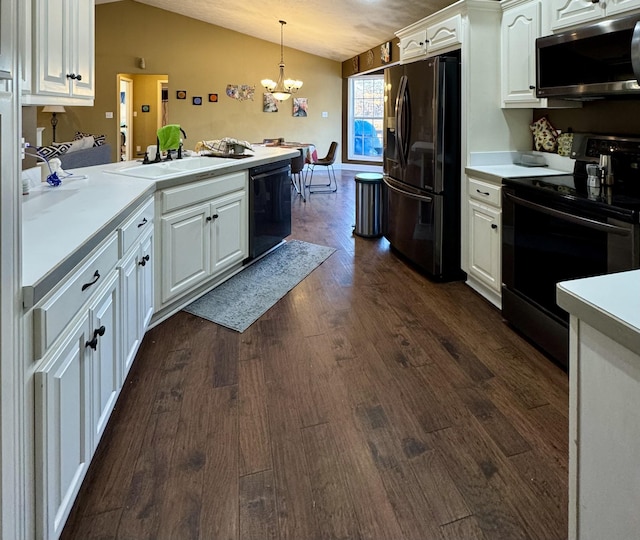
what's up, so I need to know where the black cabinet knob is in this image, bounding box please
[529,85,536,90]
[138,254,150,266]
[491,223,498,230]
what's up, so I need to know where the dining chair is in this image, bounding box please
[290,148,306,201]
[306,141,338,194]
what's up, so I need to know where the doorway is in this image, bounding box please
[118,75,133,161]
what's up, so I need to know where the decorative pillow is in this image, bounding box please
[53,139,84,153]
[557,132,574,157]
[37,143,72,160]
[529,116,559,152]
[73,131,106,146]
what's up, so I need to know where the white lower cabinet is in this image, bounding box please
[466,176,502,307]
[120,228,154,378]
[88,271,120,450]
[35,269,119,540]
[34,196,154,540]
[158,172,248,308]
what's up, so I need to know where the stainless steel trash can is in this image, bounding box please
[354,172,383,237]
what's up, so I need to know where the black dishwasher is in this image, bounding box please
[247,160,291,261]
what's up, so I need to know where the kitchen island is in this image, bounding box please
[557,270,640,540]
[21,145,298,540]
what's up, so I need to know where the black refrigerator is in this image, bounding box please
[382,53,462,281]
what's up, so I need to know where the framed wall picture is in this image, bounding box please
[192,96,202,105]
[208,93,218,102]
[381,41,391,63]
[293,97,308,117]
[176,90,187,99]
[263,93,278,112]
[141,104,150,112]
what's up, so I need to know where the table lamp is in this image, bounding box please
[42,106,66,142]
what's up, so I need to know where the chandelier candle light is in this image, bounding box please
[261,20,303,101]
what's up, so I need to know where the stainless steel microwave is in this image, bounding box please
[536,14,640,99]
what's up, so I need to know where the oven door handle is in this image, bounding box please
[505,193,631,236]
[383,176,433,203]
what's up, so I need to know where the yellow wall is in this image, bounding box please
[52,0,342,161]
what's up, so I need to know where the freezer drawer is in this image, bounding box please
[382,176,462,280]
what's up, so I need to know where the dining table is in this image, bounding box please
[280,142,317,164]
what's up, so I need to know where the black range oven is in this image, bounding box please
[502,134,640,369]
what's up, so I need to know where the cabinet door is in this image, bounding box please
[139,229,154,332]
[468,199,501,293]
[161,202,210,303]
[550,0,604,31]
[34,0,72,96]
[35,316,91,540]
[399,28,428,63]
[606,0,640,16]
[502,2,541,105]
[209,190,247,274]
[426,14,461,56]
[120,246,139,380]
[88,271,120,451]
[68,0,94,98]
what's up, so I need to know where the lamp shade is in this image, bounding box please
[42,106,66,114]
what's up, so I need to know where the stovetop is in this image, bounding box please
[503,173,640,222]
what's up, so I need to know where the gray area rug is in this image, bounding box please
[183,240,336,332]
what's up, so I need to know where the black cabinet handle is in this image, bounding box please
[76,74,82,81]
[138,254,150,266]
[81,270,100,291]
[591,0,599,3]
[491,223,498,230]
[476,189,490,196]
[137,217,148,228]
[529,85,536,90]
[85,326,106,351]
[206,214,219,222]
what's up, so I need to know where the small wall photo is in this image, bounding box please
[293,97,308,117]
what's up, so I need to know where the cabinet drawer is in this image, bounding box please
[427,14,461,54]
[468,177,501,207]
[33,232,119,360]
[119,196,154,257]
[161,171,247,213]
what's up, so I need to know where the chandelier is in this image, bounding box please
[261,20,303,101]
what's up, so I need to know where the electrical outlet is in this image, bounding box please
[322,111,328,118]
[136,146,141,152]
[105,111,113,119]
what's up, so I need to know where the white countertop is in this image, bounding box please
[557,270,640,355]
[22,147,298,307]
[465,150,574,183]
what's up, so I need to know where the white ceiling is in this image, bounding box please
[96,0,461,62]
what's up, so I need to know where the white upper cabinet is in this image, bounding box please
[550,0,640,32]
[501,1,540,106]
[397,11,462,63]
[23,0,94,105]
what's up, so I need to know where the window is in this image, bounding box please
[348,75,384,162]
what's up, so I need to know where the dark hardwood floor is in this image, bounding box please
[61,168,569,540]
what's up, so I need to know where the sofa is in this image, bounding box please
[58,143,112,170]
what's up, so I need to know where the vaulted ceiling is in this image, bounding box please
[97,0,463,62]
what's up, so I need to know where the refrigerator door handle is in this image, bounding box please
[383,176,433,203]
[395,75,409,169]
